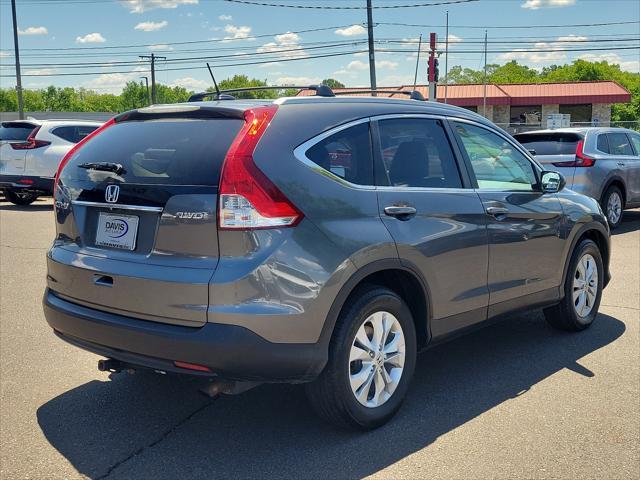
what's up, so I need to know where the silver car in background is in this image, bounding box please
[514,128,640,228]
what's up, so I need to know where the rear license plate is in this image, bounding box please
[95,213,139,251]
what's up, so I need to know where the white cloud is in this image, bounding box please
[438,34,463,51]
[578,53,640,73]
[82,66,147,94]
[347,60,369,71]
[170,77,210,91]
[257,31,305,60]
[274,76,321,86]
[218,14,232,21]
[377,60,398,70]
[380,74,415,86]
[18,26,48,36]
[0,51,11,58]
[134,20,168,32]
[122,0,198,13]
[222,24,253,42]
[335,25,366,37]
[76,33,106,44]
[148,44,174,50]
[521,0,576,9]
[24,68,56,76]
[496,35,586,65]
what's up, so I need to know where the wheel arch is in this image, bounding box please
[318,259,433,353]
[561,222,611,290]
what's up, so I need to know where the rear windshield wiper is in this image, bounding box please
[78,162,126,175]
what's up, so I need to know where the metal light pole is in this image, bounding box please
[366,0,377,95]
[140,76,150,105]
[444,11,449,104]
[483,30,488,118]
[10,0,24,119]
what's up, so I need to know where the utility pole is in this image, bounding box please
[444,11,449,104]
[427,33,438,101]
[366,0,377,95]
[483,30,488,118]
[10,0,24,120]
[139,53,166,104]
[140,76,150,105]
[413,35,422,90]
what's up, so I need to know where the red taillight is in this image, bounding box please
[218,105,302,230]
[53,117,116,195]
[11,126,51,150]
[552,140,595,168]
[173,361,211,372]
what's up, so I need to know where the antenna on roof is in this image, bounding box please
[206,63,220,97]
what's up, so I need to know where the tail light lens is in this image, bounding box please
[552,140,595,167]
[218,105,302,230]
[10,126,51,150]
[53,118,116,196]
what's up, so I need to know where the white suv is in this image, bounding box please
[0,119,102,205]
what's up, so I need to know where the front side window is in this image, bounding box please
[607,132,634,156]
[454,122,537,191]
[376,118,462,188]
[305,122,373,185]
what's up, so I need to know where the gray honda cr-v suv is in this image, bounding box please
[43,89,611,429]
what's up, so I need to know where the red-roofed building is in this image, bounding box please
[297,81,631,130]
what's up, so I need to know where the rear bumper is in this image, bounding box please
[0,174,53,194]
[43,289,326,382]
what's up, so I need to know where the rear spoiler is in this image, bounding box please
[114,104,246,122]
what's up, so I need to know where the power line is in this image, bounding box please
[378,20,640,29]
[221,0,479,7]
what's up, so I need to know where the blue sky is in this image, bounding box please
[0,0,638,94]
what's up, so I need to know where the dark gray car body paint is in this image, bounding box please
[44,97,611,382]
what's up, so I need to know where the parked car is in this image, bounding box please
[0,119,101,205]
[43,93,610,430]
[514,128,640,229]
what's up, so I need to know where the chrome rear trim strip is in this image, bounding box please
[72,200,164,213]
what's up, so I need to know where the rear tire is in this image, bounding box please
[544,239,603,332]
[602,185,623,230]
[306,286,417,430]
[4,189,38,206]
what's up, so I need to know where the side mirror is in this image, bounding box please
[541,171,566,193]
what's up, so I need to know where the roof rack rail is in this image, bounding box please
[333,90,426,101]
[188,84,334,102]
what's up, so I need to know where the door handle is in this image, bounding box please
[94,275,113,287]
[384,205,417,219]
[485,206,509,217]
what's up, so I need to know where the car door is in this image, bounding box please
[450,120,565,316]
[607,131,640,205]
[627,132,640,204]
[373,116,489,337]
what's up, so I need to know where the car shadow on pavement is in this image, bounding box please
[36,311,625,480]
[613,208,640,235]
[0,200,53,211]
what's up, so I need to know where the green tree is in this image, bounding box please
[214,74,277,99]
[321,78,345,89]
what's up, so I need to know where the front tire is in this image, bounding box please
[602,185,623,230]
[4,189,38,206]
[306,286,417,430]
[544,239,603,331]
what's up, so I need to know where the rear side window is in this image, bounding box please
[513,132,582,155]
[0,122,37,141]
[305,123,373,185]
[596,134,609,153]
[52,125,99,144]
[607,133,634,156]
[376,118,462,188]
[62,118,242,186]
[630,133,640,155]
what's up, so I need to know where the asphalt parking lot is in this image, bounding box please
[0,198,638,480]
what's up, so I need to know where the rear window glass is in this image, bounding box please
[513,132,582,156]
[61,118,242,186]
[52,125,99,144]
[0,122,37,141]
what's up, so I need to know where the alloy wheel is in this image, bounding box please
[348,311,406,408]
[573,253,598,318]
